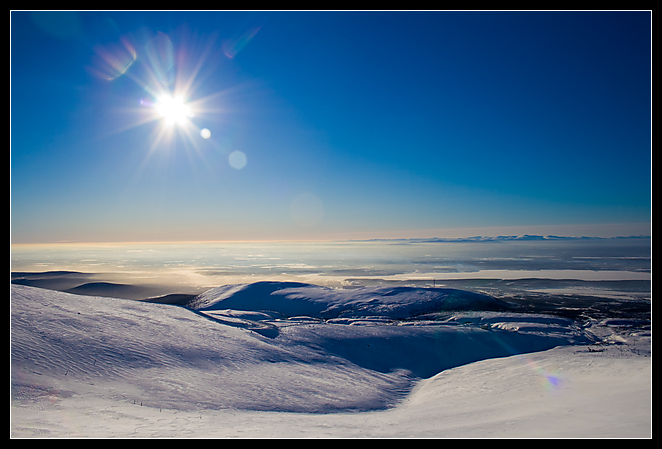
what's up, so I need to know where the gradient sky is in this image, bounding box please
[10,11,651,243]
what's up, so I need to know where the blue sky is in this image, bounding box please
[11,11,651,243]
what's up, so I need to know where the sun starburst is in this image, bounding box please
[88,29,228,153]
[154,94,193,126]
[85,24,260,183]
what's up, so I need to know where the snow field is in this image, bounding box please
[10,283,651,437]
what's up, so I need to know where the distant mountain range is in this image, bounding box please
[356,235,651,243]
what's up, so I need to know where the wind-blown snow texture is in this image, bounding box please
[10,282,650,437]
[12,282,593,411]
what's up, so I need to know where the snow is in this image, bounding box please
[189,281,514,319]
[10,283,651,438]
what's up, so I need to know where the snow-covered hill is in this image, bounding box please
[10,283,651,437]
[187,281,513,319]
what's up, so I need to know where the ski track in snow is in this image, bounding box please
[10,282,651,437]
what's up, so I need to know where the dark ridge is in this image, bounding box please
[502,292,651,322]
[64,282,146,300]
[11,270,84,278]
[141,293,198,305]
[11,271,97,292]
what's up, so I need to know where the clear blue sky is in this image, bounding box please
[11,11,651,243]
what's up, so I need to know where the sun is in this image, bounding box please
[154,94,192,126]
[89,28,229,157]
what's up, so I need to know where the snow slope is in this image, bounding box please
[10,283,651,437]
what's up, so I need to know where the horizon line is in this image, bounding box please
[10,233,652,247]
[10,221,651,246]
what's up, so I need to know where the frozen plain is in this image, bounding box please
[10,282,651,438]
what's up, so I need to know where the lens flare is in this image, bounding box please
[533,364,563,392]
[86,26,249,178]
[144,32,175,87]
[480,326,565,393]
[228,150,247,170]
[87,36,137,81]
[223,26,261,59]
